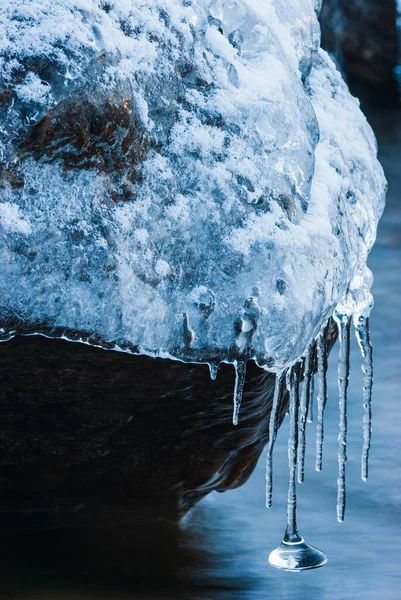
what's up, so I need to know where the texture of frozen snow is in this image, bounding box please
[0,0,386,370]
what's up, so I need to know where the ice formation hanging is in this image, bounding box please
[267,310,375,570]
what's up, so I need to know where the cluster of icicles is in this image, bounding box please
[228,313,373,572]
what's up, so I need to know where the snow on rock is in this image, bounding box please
[0,0,386,371]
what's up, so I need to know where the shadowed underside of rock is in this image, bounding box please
[0,336,284,524]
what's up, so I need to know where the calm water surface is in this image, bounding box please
[1,105,400,600]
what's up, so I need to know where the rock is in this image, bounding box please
[0,0,385,370]
[0,323,338,525]
[320,0,399,96]
[0,335,282,524]
[18,86,150,196]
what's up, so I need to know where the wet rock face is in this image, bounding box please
[0,336,281,521]
[320,0,399,93]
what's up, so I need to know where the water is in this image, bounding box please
[0,107,398,599]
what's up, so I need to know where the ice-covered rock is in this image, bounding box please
[0,0,386,371]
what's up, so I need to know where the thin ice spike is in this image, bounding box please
[286,363,301,540]
[316,327,328,472]
[298,344,314,483]
[355,316,373,481]
[232,360,246,426]
[307,375,315,423]
[336,314,351,522]
[266,371,285,507]
[209,362,219,381]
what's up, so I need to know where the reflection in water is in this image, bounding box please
[0,105,400,599]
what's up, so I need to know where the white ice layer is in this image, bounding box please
[0,0,386,371]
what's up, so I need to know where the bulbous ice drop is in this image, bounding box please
[268,533,328,572]
[298,344,314,484]
[335,313,351,523]
[269,363,327,572]
[232,360,246,426]
[266,371,285,508]
[355,316,373,481]
[316,327,328,472]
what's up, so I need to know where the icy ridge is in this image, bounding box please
[0,0,386,371]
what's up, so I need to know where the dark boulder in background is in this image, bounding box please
[320,0,400,100]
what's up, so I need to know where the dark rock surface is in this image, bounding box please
[320,0,399,98]
[19,86,150,192]
[0,335,285,525]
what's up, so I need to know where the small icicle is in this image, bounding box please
[232,360,246,426]
[298,344,314,484]
[208,362,219,381]
[315,327,328,472]
[355,316,373,482]
[335,313,351,523]
[307,374,315,423]
[287,362,301,538]
[265,371,285,507]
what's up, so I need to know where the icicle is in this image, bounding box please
[355,316,373,482]
[268,362,327,571]
[232,360,246,426]
[298,344,314,484]
[307,374,315,423]
[287,363,301,537]
[315,327,328,472]
[335,313,351,522]
[265,371,285,507]
[208,362,219,381]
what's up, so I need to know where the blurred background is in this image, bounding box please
[0,1,400,599]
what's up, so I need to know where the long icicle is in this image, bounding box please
[286,362,301,541]
[316,326,328,472]
[268,359,328,572]
[335,313,351,522]
[266,371,285,507]
[355,316,373,481]
[232,360,246,426]
[307,374,315,423]
[298,344,314,483]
